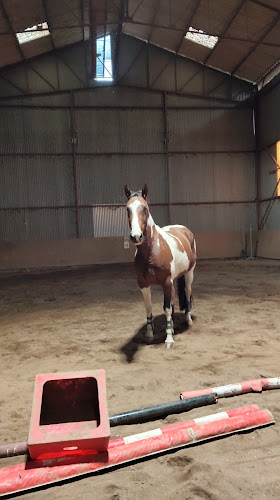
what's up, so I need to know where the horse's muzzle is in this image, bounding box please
[130,233,143,245]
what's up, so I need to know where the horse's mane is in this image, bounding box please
[127,190,142,200]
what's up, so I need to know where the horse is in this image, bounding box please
[124,184,196,349]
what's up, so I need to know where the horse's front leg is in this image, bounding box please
[163,278,175,349]
[140,286,154,341]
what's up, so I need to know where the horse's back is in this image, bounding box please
[162,224,195,250]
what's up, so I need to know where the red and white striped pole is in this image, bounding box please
[0,407,274,496]
[180,377,280,400]
[109,404,260,448]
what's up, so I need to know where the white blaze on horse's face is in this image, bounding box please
[126,198,149,245]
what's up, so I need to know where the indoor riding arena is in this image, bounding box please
[0,1,280,499]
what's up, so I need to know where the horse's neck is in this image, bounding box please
[140,214,160,254]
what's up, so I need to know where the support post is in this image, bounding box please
[70,91,80,238]
[254,95,261,231]
[89,0,97,79]
[163,92,171,224]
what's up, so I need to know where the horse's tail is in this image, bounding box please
[177,275,187,311]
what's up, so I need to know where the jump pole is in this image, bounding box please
[0,404,261,460]
[0,393,217,459]
[108,404,260,448]
[180,377,280,400]
[0,408,274,496]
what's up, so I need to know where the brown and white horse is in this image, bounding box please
[125,184,196,349]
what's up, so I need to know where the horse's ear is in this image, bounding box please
[124,185,131,199]
[142,184,148,200]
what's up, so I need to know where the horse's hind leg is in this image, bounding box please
[163,278,175,349]
[184,268,195,325]
[140,286,154,340]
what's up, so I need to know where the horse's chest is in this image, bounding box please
[135,253,170,286]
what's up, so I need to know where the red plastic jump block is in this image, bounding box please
[27,370,110,460]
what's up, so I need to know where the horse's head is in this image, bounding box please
[124,184,149,245]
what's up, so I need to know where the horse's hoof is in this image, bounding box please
[165,341,174,350]
[144,336,154,344]
[186,313,193,326]
[145,331,154,339]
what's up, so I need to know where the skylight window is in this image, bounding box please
[16,22,50,45]
[95,35,113,82]
[185,27,218,49]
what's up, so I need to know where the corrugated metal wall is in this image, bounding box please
[0,43,89,98]
[257,84,280,150]
[257,79,280,230]
[0,38,257,242]
[119,34,253,102]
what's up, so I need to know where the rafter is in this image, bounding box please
[0,24,278,48]
[175,0,201,54]
[130,0,146,19]
[0,0,58,91]
[0,73,25,94]
[203,0,247,65]
[119,43,146,82]
[250,0,280,14]
[231,11,280,76]
[29,64,57,90]
[57,54,87,87]
[80,0,86,43]
[80,0,89,85]
[147,0,161,42]
[42,0,61,89]
[59,0,83,27]
[42,0,55,50]
[89,0,97,78]
[114,0,126,81]
[0,0,25,61]
[178,67,203,93]
[150,59,172,87]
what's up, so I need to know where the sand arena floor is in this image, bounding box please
[0,258,280,499]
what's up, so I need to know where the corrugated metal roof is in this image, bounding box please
[0,0,279,85]
[123,0,280,84]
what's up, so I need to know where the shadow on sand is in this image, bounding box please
[120,312,194,363]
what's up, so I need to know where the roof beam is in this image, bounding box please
[178,68,203,93]
[0,0,58,91]
[130,0,146,19]
[0,0,25,61]
[0,24,278,47]
[203,0,247,65]
[119,42,146,82]
[42,0,55,50]
[250,0,280,14]
[148,0,161,42]
[0,73,25,94]
[80,0,89,85]
[150,59,172,87]
[89,0,97,78]
[29,64,57,90]
[57,54,87,87]
[231,11,280,76]
[175,0,201,54]
[80,0,86,44]
[114,0,127,81]
[41,0,61,89]
[108,20,280,46]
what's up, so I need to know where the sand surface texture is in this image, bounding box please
[0,259,280,499]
